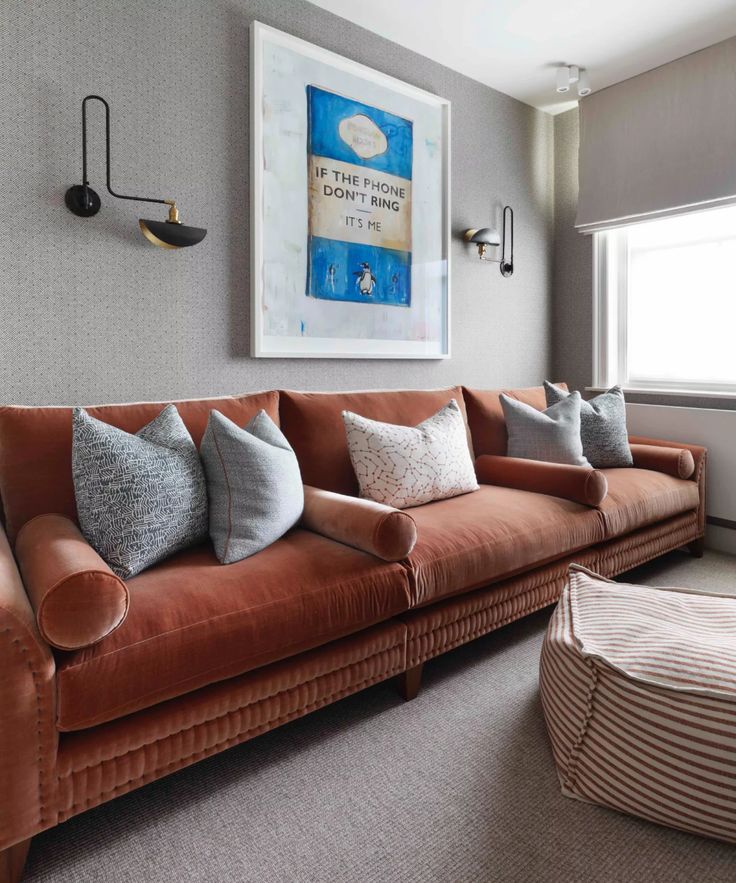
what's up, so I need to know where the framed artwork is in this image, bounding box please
[250,21,451,359]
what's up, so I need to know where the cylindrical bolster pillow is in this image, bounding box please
[301,485,417,561]
[629,443,695,480]
[14,514,129,650]
[475,455,608,507]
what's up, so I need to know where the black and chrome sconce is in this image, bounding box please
[464,205,514,277]
[65,95,206,249]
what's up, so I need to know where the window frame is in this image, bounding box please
[592,221,736,399]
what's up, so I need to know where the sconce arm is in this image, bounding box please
[80,95,170,208]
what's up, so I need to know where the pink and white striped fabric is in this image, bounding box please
[540,564,736,843]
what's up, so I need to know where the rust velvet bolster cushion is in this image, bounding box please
[301,485,417,561]
[629,443,695,480]
[474,455,608,507]
[14,514,129,650]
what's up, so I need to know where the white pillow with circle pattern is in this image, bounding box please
[342,399,478,509]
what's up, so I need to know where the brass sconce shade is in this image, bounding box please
[464,227,501,260]
[139,202,207,250]
[65,95,206,249]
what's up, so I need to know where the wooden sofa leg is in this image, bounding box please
[397,663,424,701]
[687,537,705,558]
[0,838,31,883]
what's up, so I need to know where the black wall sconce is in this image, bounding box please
[65,95,206,249]
[464,205,514,277]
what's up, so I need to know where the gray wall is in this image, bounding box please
[552,108,592,394]
[552,106,736,410]
[0,0,553,406]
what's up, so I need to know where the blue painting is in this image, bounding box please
[306,86,413,306]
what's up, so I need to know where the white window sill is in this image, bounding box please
[587,386,736,400]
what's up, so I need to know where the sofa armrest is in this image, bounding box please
[301,485,417,561]
[15,514,129,651]
[628,443,695,480]
[475,455,608,507]
[0,524,57,851]
[629,435,707,534]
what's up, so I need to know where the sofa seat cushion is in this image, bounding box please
[598,468,700,539]
[55,529,411,731]
[404,485,605,607]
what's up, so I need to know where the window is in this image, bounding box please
[593,204,736,395]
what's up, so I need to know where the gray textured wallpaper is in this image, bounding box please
[0,0,553,406]
[551,109,592,394]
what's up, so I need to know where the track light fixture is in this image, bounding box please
[65,95,207,249]
[556,66,570,94]
[555,66,592,98]
[577,69,591,97]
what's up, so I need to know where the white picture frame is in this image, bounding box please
[250,21,451,359]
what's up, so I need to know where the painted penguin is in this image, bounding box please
[325,263,336,292]
[354,262,376,296]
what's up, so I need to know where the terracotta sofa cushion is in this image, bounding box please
[598,468,700,538]
[15,514,129,650]
[301,485,417,561]
[0,391,279,542]
[279,387,471,495]
[629,443,695,479]
[475,454,608,507]
[54,528,411,731]
[403,484,605,607]
[462,384,567,457]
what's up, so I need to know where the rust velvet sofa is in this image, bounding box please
[0,385,706,880]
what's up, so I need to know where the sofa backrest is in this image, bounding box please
[0,391,279,543]
[462,384,567,457]
[279,387,470,495]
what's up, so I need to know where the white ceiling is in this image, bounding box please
[307,0,736,113]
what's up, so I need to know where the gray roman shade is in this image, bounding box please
[576,36,736,233]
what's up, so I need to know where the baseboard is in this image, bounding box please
[705,521,736,555]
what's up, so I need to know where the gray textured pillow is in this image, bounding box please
[500,391,590,467]
[544,382,633,468]
[200,409,304,564]
[72,404,208,579]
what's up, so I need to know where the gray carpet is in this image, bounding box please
[25,550,736,882]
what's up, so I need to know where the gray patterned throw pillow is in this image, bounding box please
[72,405,208,578]
[544,382,633,468]
[200,409,304,564]
[500,391,590,467]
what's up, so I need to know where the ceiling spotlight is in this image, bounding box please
[556,66,570,94]
[577,69,592,97]
[555,66,592,98]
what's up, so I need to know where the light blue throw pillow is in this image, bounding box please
[500,391,590,467]
[200,409,304,564]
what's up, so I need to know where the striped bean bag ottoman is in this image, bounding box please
[540,564,736,843]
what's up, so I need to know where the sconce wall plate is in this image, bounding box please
[65,184,101,217]
[65,95,206,249]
